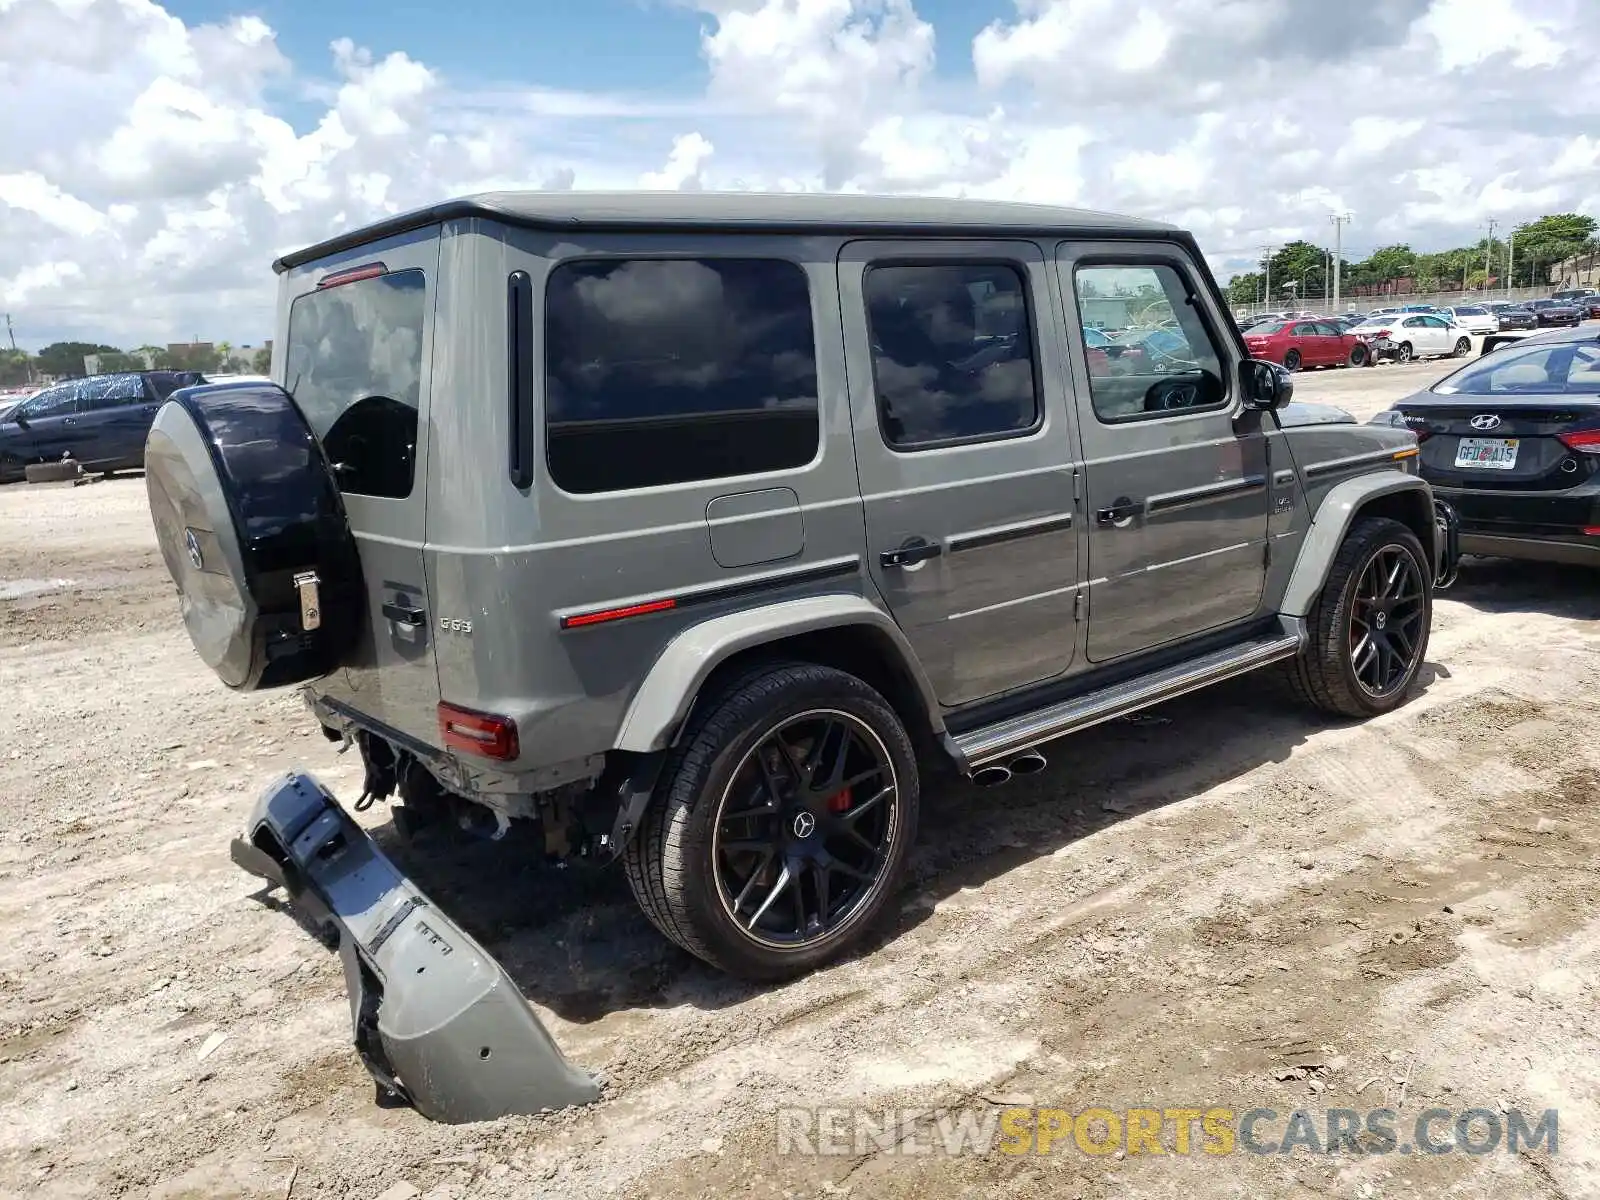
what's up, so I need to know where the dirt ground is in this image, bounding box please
[3,355,1599,1200]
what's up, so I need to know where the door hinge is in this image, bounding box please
[1074,591,1084,622]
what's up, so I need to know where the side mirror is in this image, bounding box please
[1241,358,1293,412]
[11,411,29,429]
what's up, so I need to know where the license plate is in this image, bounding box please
[1454,437,1518,469]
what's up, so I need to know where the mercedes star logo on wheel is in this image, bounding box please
[792,812,816,839]
[1469,414,1502,431]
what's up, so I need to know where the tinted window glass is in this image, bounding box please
[545,258,818,493]
[285,270,426,499]
[19,382,81,419]
[78,374,146,411]
[865,262,1039,449]
[1248,321,1287,334]
[1074,263,1227,422]
[1436,342,1600,396]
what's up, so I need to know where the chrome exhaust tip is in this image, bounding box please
[970,764,1013,788]
[1008,751,1047,776]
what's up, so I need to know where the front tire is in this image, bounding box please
[623,663,919,981]
[1288,517,1432,719]
[1452,337,1471,357]
[1349,344,1369,367]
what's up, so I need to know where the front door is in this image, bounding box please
[839,240,1083,707]
[1057,246,1272,664]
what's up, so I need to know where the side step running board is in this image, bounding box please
[953,627,1304,769]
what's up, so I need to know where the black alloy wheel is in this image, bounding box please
[1349,545,1427,698]
[712,709,898,950]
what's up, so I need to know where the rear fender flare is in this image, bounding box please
[612,595,941,753]
[1281,474,1437,617]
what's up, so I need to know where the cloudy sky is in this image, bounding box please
[2,0,1597,349]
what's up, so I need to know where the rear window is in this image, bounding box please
[545,258,819,494]
[1435,342,1600,395]
[285,270,426,499]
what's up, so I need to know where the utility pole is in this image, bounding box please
[1506,227,1515,299]
[1260,245,1276,310]
[3,313,15,352]
[1482,219,1497,294]
[1330,213,1351,311]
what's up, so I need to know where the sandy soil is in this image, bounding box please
[3,355,1599,1200]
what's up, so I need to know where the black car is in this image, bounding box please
[1494,306,1537,331]
[0,370,199,483]
[1372,326,1600,566]
[1525,299,1582,328]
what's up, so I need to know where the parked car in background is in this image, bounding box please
[0,370,201,483]
[1242,318,1370,369]
[1373,325,1600,566]
[1350,314,1472,363]
[1494,306,1537,331]
[1444,305,1498,335]
[1550,288,1597,307]
[1526,299,1582,328]
[1579,296,1600,320]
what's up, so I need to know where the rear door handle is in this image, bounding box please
[1095,498,1141,527]
[382,602,426,626]
[879,538,942,569]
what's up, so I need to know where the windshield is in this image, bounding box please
[1434,341,1600,395]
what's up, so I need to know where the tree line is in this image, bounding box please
[0,341,271,388]
[1226,213,1599,308]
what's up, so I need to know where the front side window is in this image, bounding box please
[545,258,818,494]
[1073,263,1227,422]
[18,382,81,419]
[285,269,426,499]
[1435,342,1600,396]
[864,262,1040,450]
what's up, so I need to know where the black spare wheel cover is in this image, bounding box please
[145,381,364,690]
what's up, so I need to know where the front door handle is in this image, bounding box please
[1095,498,1141,528]
[381,601,426,627]
[879,538,942,569]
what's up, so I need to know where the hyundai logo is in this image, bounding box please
[1469,414,1502,431]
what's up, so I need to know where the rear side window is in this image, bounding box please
[544,258,818,494]
[285,270,427,499]
[864,262,1040,450]
[78,374,146,411]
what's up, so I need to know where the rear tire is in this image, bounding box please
[1287,517,1432,719]
[1348,344,1368,367]
[1283,350,1301,372]
[1396,342,1414,363]
[24,460,80,483]
[622,662,919,981]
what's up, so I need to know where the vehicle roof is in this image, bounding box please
[274,190,1182,272]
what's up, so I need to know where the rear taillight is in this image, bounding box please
[438,702,520,760]
[1557,430,1600,455]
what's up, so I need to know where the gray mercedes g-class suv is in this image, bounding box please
[147,192,1459,984]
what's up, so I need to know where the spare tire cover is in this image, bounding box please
[145,381,364,690]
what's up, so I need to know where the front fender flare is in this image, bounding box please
[612,594,940,753]
[1280,473,1437,617]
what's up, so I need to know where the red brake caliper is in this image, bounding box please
[826,788,852,814]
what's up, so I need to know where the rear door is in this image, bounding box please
[73,374,155,467]
[280,230,442,745]
[839,240,1082,707]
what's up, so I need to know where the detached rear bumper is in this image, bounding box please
[231,771,601,1122]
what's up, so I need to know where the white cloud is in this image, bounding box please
[0,0,1598,349]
